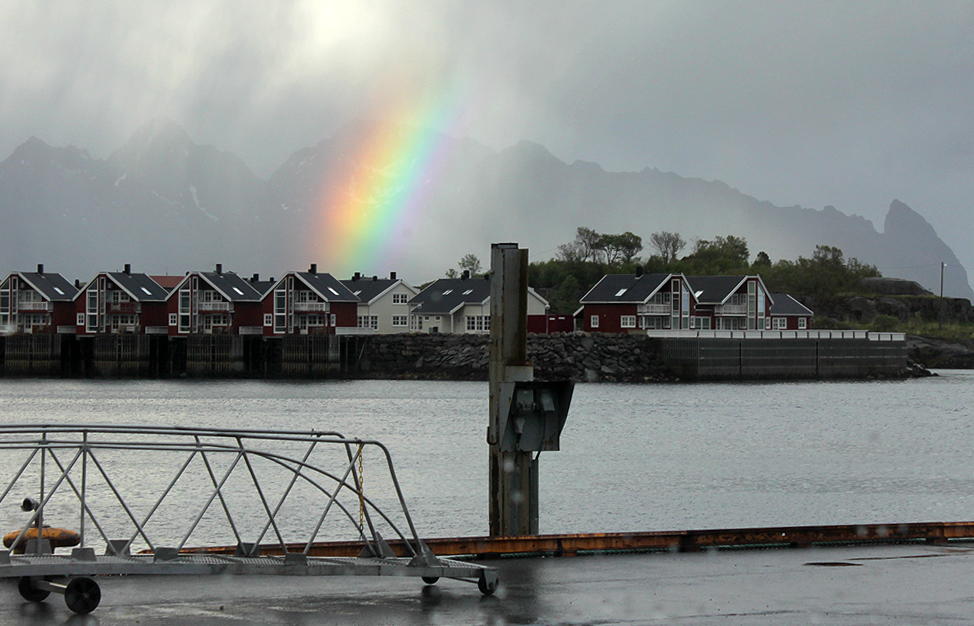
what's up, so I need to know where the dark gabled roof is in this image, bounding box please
[106,272,170,302]
[685,275,748,304]
[340,278,413,304]
[249,280,277,297]
[579,273,671,304]
[770,293,814,316]
[294,272,359,302]
[409,277,491,315]
[198,272,263,302]
[10,271,77,301]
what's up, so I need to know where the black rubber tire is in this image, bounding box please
[17,576,50,602]
[64,577,101,615]
[477,573,497,596]
[421,576,439,584]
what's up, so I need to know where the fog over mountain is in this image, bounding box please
[1,118,970,300]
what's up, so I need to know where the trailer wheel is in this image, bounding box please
[17,576,50,603]
[422,576,439,584]
[64,577,100,615]
[477,571,498,596]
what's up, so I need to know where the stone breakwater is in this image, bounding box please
[355,333,673,382]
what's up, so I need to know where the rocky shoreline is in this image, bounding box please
[908,335,974,369]
[356,333,672,383]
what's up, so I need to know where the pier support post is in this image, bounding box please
[488,243,536,537]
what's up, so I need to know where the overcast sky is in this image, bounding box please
[2,0,973,272]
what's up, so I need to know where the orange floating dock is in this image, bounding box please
[183,521,974,559]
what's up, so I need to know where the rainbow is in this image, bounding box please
[312,94,464,279]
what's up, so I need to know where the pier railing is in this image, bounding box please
[0,425,427,559]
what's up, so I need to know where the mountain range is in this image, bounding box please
[1,117,970,300]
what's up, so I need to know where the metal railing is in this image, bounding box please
[0,425,426,559]
[0,425,498,612]
[293,302,329,312]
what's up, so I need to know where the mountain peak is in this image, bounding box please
[109,117,195,168]
[884,199,938,241]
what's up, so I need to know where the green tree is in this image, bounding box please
[599,231,643,265]
[459,254,482,276]
[649,231,686,264]
[677,235,750,274]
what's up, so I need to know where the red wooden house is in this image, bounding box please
[577,272,811,333]
[685,275,774,330]
[166,265,267,336]
[768,293,814,330]
[73,265,170,335]
[262,265,359,335]
[0,265,78,334]
[577,272,694,332]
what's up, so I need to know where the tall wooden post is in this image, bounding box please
[488,243,537,537]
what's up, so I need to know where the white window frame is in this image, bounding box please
[169,313,178,326]
[392,293,409,305]
[590,315,599,329]
[392,315,408,327]
[620,315,636,328]
[798,317,807,330]
[76,313,85,326]
[264,314,273,327]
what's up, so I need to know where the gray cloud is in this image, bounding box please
[2,0,973,274]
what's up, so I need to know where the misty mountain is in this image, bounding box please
[0,119,970,299]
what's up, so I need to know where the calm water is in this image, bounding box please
[0,372,972,540]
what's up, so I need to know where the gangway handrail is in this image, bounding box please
[0,425,498,614]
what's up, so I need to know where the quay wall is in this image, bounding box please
[0,332,914,381]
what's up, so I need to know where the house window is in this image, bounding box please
[392,293,409,304]
[110,314,137,332]
[466,315,489,332]
[274,289,287,333]
[620,315,636,328]
[410,315,423,331]
[178,288,192,333]
[76,313,85,326]
[86,290,98,332]
[329,314,337,326]
[264,314,272,327]
[357,315,378,329]
[169,314,178,326]
[798,317,807,330]
[392,315,408,327]
[590,315,599,329]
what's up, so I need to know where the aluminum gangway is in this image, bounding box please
[0,425,498,614]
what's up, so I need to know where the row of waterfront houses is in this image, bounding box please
[0,264,813,338]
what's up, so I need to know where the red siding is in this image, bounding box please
[332,302,357,330]
[582,304,637,333]
[528,314,573,334]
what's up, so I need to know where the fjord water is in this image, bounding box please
[0,372,971,539]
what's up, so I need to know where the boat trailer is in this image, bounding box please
[0,425,498,614]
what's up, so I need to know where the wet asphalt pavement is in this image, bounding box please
[3,542,974,625]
